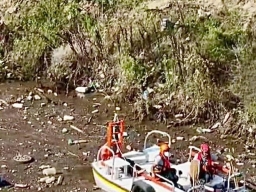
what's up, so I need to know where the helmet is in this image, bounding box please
[160,143,170,153]
[200,143,209,153]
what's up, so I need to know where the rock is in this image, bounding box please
[12,103,23,109]
[40,103,46,107]
[46,89,52,94]
[39,176,49,183]
[45,176,55,184]
[0,107,3,110]
[42,167,57,176]
[34,95,41,100]
[115,107,121,111]
[1,165,7,168]
[63,115,74,121]
[62,128,68,133]
[75,87,89,93]
[26,95,33,101]
[176,136,184,141]
[7,73,12,78]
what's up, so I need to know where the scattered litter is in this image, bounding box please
[189,136,207,142]
[75,87,89,93]
[45,176,55,184]
[13,154,32,163]
[68,139,88,145]
[57,175,63,185]
[14,183,28,188]
[42,167,57,176]
[39,165,51,169]
[223,112,230,125]
[211,122,221,129]
[92,109,99,114]
[176,136,184,141]
[12,103,23,109]
[70,125,84,134]
[175,114,183,118]
[63,115,74,121]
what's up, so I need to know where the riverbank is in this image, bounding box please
[1,0,256,128]
[0,81,255,191]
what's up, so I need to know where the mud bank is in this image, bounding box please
[0,81,255,192]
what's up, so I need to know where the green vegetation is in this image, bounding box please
[0,0,256,125]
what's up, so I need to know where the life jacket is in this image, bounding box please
[197,152,213,172]
[160,154,171,171]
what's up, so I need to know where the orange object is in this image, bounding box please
[190,151,230,175]
[104,120,125,160]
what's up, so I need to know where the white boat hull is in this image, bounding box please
[92,167,129,192]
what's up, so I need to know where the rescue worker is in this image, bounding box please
[152,143,180,187]
[194,143,214,183]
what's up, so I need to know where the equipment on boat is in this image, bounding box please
[91,114,248,192]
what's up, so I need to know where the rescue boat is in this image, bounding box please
[91,114,248,192]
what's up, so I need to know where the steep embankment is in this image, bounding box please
[0,0,256,140]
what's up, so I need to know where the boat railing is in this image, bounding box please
[188,146,201,162]
[155,173,175,187]
[227,172,246,191]
[96,144,115,167]
[143,130,171,150]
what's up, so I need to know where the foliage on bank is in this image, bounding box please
[0,0,256,125]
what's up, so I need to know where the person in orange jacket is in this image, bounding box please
[152,143,179,187]
[194,143,215,183]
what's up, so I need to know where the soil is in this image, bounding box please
[0,81,255,192]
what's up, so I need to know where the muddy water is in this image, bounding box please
[0,81,255,191]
